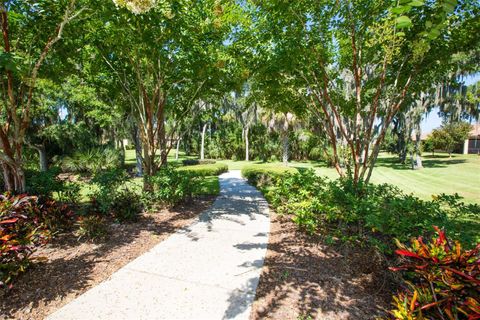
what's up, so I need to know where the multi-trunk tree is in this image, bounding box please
[0,0,86,192]
[88,0,240,188]
[251,0,480,185]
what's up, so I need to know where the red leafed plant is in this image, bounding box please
[0,193,74,287]
[389,226,480,320]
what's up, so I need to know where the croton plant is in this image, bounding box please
[0,193,73,287]
[389,226,480,320]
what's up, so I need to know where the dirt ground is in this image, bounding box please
[250,213,395,320]
[0,198,214,320]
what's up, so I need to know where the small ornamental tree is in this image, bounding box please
[430,122,472,157]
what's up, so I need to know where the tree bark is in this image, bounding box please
[131,125,143,177]
[245,127,249,162]
[175,138,180,160]
[2,163,14,192]
[282,133,289,166]
[200,123,207,160]
[36,144,48,172]
[118,139,125,167]
[414,128,423,170]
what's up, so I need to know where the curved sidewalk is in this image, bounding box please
[48,170,270,320]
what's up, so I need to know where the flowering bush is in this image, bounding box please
[389,227,480,319]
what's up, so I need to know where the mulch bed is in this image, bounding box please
[0,197,215,320]
[250,213,395,320]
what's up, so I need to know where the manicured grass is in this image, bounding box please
[195,176,220,196]
[124,149,194,165]
[371,154,479,203]
[312,153,480,204]
[125,150,479,203]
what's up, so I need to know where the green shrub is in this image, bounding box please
[110,188,143,222]
[194,176,220,196]
[75,215,108,241]
[389,227,480,320]
[26,168,82,204]
[90,169,129,214]
[56,181,82,204]
[25,167,64,198]
[0,194,73,287]
[182,159,216,166]
[144,167,197,208]
[177,163,228,177]
[321,146,337,167]
[246,169,478,250]
[60,148,122,175]
[241,165,296,187]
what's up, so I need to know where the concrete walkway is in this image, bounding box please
[48,170,270,320]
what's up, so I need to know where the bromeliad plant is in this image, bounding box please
[389,227,480,320]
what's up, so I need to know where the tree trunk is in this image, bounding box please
[2,164,26,193]
[16,166,26,193]
[0,145,26,193]
[2,163,14,192]
[414,129,423,170]
[175,138,180,160]
[200,123,207,160]
[119,139,125,167]
[245,127,249,162]
[282,133,289,166]
[37,145,48,172]
[131,125,143,177]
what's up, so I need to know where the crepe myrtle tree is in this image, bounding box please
[251,0,480,185]
[0,0,86,192]
[429,121,472,157]
[94,0,239,189]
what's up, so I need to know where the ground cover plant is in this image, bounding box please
[243,166,480,318]
[242,167,480,250]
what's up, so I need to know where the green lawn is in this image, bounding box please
[124,149,479,203]
[219,153,480,204]
[124,149,195,165]
[195,176,220,195]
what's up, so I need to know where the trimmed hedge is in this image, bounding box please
[182,159,217,166]
[177,163,228,177]
[241,165,297,186]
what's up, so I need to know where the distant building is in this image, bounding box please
[464,123,480,154]
[411,132,430,142]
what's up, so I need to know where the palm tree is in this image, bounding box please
[262,110,297,166]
